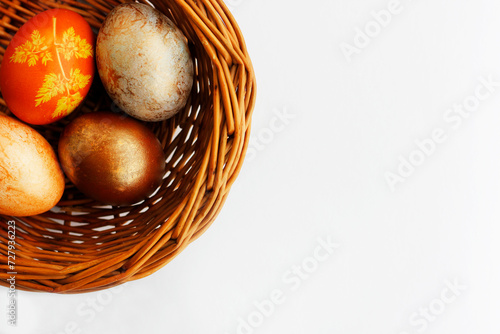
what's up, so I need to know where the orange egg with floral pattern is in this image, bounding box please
[0,9,95,125]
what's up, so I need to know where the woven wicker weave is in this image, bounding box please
[0,0,255,293]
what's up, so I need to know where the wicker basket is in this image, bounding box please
[0,0,256,293]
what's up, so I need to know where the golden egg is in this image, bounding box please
[58,112,165,206]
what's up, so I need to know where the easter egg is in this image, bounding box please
[96,3,193,122]
[0,114,65,216]
[58,111,166,206]
[0,9,95,125]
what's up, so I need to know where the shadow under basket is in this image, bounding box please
[0,0,256,293]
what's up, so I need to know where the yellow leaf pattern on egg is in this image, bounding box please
[59,27,93,61]
[68,68,91,92]
[10,30,52,66]
[35,68,91,117]
[35,73,66,106]
[41,50,53,66]
[13,19,94,119]
[53,92,83,118]
[76,37,93,59]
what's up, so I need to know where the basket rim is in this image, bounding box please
[0,0,256,293]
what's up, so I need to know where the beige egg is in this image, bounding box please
[0,114,65,216]
[96,3,194,122]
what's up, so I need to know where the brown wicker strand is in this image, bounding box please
[0,0,256,293]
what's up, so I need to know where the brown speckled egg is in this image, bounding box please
[96,3,194,122]
[58,112,165,206]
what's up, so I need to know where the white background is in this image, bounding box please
[3,0,500,333]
